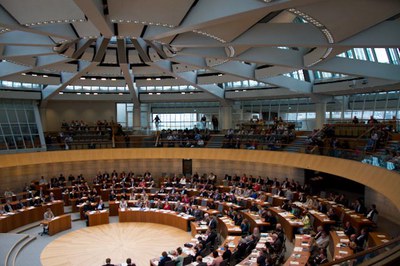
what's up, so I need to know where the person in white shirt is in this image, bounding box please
[119,198,128,210]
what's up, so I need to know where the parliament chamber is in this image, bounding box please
[1,0,400,265]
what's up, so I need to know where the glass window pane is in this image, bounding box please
[7,109,17,122]
[375,48,389,63]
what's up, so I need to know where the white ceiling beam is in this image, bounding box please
[0,31,54,46]
[0,61,31,78]
[312,57,400,82]
[338,21,400,48]
[131,38,151,63]
[260,75,312,94]
[0,5,75,41]
[41,62,97,101]
[1,46,55,59]
[71,39,96,59]
[120,64,140,105]
[152,60,224,99]
[147,0,322,41]
[255,66,297,79]
[73,0,114,37]
[237,47,304,68]
[212,61,256,80]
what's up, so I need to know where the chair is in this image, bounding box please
[220,259,228,266]
[183,256,192,266]
[164,260,176,266]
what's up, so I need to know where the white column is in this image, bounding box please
[221,105,232,130]
[133,104,141,132]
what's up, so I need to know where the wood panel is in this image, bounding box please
[0,148,399,212]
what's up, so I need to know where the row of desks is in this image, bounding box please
[0,200,64,233]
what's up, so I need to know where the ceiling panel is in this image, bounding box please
[1,0,85,25]
[72,21,100,38]
[118,23,144,38]
[108,0,195,26]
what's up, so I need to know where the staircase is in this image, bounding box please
[4,234,36,266]
[283,136,308,153]
[206,135,225,148]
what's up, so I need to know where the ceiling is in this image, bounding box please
[0,0,399,105]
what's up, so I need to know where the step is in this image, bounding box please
[5,234,36,266]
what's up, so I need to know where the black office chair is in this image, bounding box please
[183,256,193,266]
[164,260,176,266]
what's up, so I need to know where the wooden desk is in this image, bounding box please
[331,205,374,233]
[283,234,312,266]
[240,210,270,232]
[190,221,209,237]
[329,231,353,260]
[308,209,336,230]
[368,232,391,247]
[44,214,72,236]
[237,233,274,266]
[218,216,242,238]
[119,208,194,231]
[87,210,109,226]
[0,200,64,233]
[269,207,303,242]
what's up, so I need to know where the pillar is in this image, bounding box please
[221,105,232,130]
[133,104,141,132]
[315,102,327,130]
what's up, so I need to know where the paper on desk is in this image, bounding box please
[339,250,348,254]
[294,247,303,252]
[290,261,300,265]
[377,234,386,238]
[340,239,349,243]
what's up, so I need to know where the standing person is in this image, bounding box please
[201,115,207,129]
[153,115,161,130]
[212,115,219,131]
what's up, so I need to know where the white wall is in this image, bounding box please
[43,101,116,131]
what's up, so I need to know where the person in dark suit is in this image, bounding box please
[96,199,105,210]
[125,258,136,266]
[222,244,232,260]
[195,256,207,266]
[4,200,13,212]
[158,251,172,266]
[355,228,368,251]
[366,204,379,223]
[205,229,217,246]
[208,215,217,231]
[102,258,114,266]
[343,221,355,237]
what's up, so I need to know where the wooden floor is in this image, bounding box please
[40,222,193,266]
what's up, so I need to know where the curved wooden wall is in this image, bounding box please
[1,148,399,211]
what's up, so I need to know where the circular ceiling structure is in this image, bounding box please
[0,0,399,103]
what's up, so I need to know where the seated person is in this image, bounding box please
[209,250,223,266]
[103,258,114,266]
[195,256,207,266]
[308,248,328,265]
[343,221,355,237]
[41,208,54,235]
[158,251,172,266]
[222,244,232,261]
[311,231,329,254]
[125,258,136,266]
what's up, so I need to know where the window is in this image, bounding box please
[151,113,199,130]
